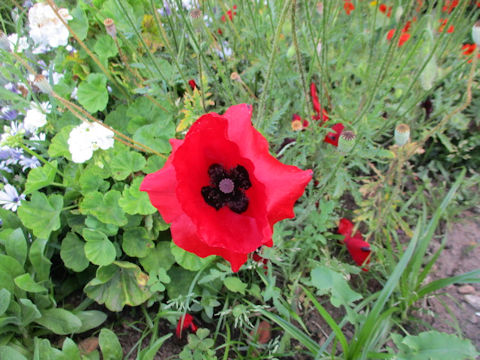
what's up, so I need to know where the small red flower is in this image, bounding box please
[291,113,309,131]
[379,4,392,17]
[338,218,371,271]
[310,82,329,122]
[386,29,411,47]
[141,104,312,272]
[438,19,454,33]
[462,43,476,56]
[188,79,198,90]
[324,123,344,147]
[176,314,198,339]
[221,5,237,22]
[442,0,458,13]
[343,1,355,15]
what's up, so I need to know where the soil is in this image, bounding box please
[414,211,480,350]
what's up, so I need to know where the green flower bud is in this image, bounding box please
[395,123,410,146]
[472,20,480,47]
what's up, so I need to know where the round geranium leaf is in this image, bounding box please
[122,227,153,258]
[77,73,109,113]
[82,229,116,266]
[60,232,89,272]
[170,242,214,271]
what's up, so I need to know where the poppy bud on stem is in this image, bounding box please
[33,74,53,95]
[104,18,117,39]
[394,123,410,146]
[472,20,480,47]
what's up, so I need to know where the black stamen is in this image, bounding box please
[360,246,371,252]
[202,164,251,213]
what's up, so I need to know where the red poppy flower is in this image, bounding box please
[310,83,329,122]
[221,5,237,22]
[176,314,198,339]
[140,104,312,272]
[324,123,345,147]
[188,79,198,90]
[338,218,371,271]
[462,43,476,56]
[343,1,355,15]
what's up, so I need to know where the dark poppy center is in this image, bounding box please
[201,164,251,214]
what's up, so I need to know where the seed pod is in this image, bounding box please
[337,130,356,153]
[33,74,53,95]
[472,20,480,47]
[0,31,11,52]
[394,123,410,146]
[104,18,117,38]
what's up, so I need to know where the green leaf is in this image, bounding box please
[18,192,63,239]
[84,261,151,312]
[80,191,127,226]
[62,338,82,360]
[85,216,119,236]
[48,125,74,159]
[69,5,89,41]
[110,150,146,180]
[224,277,247,295]
[394,331,478,360]
[138,334,172,360]
[144,155,166,174]
[0,254,24,278]
[75,310,108,333]
[119,177,156,215]
[82,229,116,266]
[99,328,123,360]
[170,242,214,271]
[4,228,27,266]
[0,346,28,360]
[77,73,109,113]
[0,209,22,229]
[14,274,47,293]
[29,239,52,282]
[122,227,153,258]
[24,161,57,194]
[0,289,11,316]
[311,266,362,307]
[105,104,130,134]
[140,241,175,273]
[94,35,118,59]
[133,121,175,154]
[35,308,82,335]
[166,266,196,299]
[19,298,41,326]
[61,232,90,272]
[79,166,110,194]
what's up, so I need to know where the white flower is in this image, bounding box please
[7,33,29,53]
[68,122,114,163]
[0,184,25,212]
[28,2,72,51]
[24,101,51,133]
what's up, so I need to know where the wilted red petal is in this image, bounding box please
[338,218,354,237]
[344,234,371,271]
[310,82,321,114]
[323,123,344,147]
[176,314,197,339]
[188,79,197,90]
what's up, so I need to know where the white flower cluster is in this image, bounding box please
[28,2,72,52]
[68,122,115,163]
[24,101,51,133]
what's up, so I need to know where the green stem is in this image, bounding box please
[291,0,309,115]
[255,0,292,130]
[18,143,65,178]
